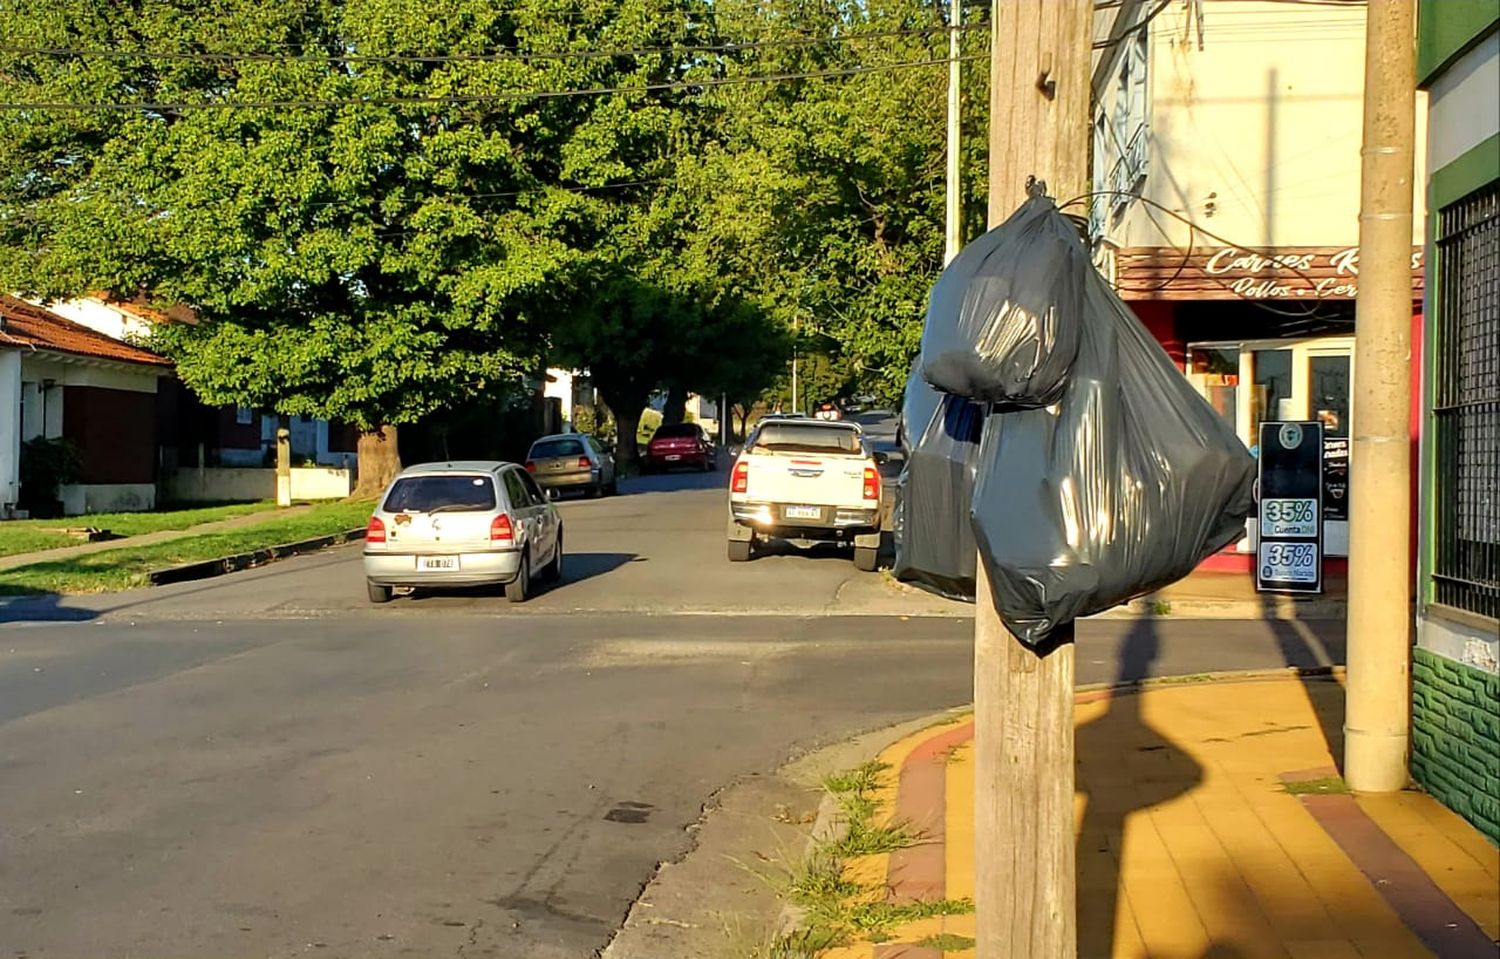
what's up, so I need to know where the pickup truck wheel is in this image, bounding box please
[727,538,753,563]
[367,581,393,604]
[853,545,879,573]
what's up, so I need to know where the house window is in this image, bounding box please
[235,406,253,426]
[1109,30,1150,217]
[1432,181,1499,620]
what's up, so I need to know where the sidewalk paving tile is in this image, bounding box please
[812,673,1500,959]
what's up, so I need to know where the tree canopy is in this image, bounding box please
[0,0,987,478]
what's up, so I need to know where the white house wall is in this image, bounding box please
[1094,2,1426,252]
[37,297,154,342]
[20,354,160,394]
[0,351,20,510]
[1426,30,1500,172]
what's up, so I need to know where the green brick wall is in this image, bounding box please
[1412,647,1500,845]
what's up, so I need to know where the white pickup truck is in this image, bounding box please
[727,418,885,571]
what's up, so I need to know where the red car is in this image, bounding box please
[643,423,718,473]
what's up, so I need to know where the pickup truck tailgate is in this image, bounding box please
[746,453,869,506]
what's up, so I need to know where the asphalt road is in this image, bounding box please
[0,441,1345,959]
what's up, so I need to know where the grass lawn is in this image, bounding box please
[0,500,375,595]
[0,501,275,558]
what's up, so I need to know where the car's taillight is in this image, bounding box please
[366,515,386,543]
[863,467,880,501]
[731,461,750,494]
[490,513,515,543]
[525,461,536,473]
[578,456,591,469]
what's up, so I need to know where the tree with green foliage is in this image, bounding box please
[684,0,991,408]
[0,0,712,492]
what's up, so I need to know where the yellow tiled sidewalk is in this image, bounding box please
[822,673,1499,959]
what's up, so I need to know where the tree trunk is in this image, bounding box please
[614,408,643,473]
[662,384,689,426]
[352,425,401,499]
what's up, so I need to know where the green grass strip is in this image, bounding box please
[0,500,274,558]
[0,500,374,594]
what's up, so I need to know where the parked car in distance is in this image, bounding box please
[363,461,562,604]
[644,422,718,473]
[727,419,885,571]
[525,433,617,497]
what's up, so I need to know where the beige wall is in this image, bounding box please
[1094,2,1426,253]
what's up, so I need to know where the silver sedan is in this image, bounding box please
[362,461,563,604]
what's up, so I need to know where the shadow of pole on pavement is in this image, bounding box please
[1075,617,1206,959]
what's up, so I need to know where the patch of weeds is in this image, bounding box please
[848,898,974,936]
[823,760,886,796]
[1155,673,1216,685]
[1283,776,1350,796]
[784,848,859,926]
[776,759,964,952]
[830,818,919,858]
[917,932,978,950]
[759,926,844,959]
[1149,598,1173,616]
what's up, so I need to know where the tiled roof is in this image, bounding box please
[88,291,199,325]
[0,295,173,367]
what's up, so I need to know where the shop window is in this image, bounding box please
[1433,181,1499,620]
[1188,346,1238,426]
[1310,355,1350,438]
[1250,349,1293,441]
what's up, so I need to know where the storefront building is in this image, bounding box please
[1412,1,1498,845]
[1089,0,1427,566]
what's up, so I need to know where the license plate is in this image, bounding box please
[418,555,459,571]
[784,505,821,520]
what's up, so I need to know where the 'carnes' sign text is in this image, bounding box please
[1113,245,1425,301]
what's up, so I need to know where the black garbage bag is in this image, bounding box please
[914,195,1254,645]
[892,364,982,601]
[920,197,1084,408]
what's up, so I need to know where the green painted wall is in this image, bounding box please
[1411,648,1500,845]
[1418,0,1499,86]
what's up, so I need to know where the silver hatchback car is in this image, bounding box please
[363,461,563,604]
[525,433,617,498]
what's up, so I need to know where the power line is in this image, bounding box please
[0,24,989,67]
[1064,189,1329,317]
[1092,0,1173,49]
[0,54,985,113]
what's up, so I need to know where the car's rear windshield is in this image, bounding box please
[652,424,699,439]
[383,475,496,513]
[529,438,585,459]
[751,424,861,454]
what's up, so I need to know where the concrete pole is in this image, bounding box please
[1344,0,1416,794]
[977,2,1090,957]
[276,424,292,508]
[945,0,963,266]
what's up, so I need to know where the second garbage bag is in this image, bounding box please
[892,366,982,601]
[904,195,1256,645]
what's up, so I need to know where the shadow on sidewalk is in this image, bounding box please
[1076,617,1205,958]
[1260,586,1347,770]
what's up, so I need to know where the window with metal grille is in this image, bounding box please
[1433,180,1500,621]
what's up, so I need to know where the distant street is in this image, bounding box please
[0,440,1345,959]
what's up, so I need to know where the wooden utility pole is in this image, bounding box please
[976,2,1091,957]
[1344,0,1416,793]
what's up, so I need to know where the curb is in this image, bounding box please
[147,528,366,586]
[882,576,1348,621]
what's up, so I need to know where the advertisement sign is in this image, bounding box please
[1322,437,1349,522]
[1256,421,1324,594]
